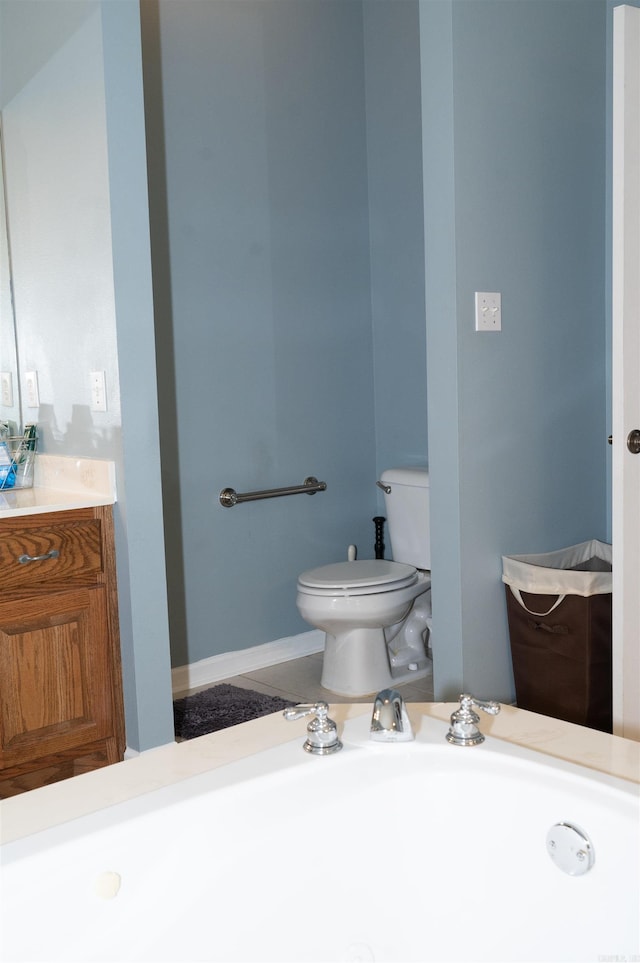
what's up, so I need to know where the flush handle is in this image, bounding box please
[627,429,640,454]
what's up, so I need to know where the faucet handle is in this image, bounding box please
[283,701,343,755]
[446,693,500,747]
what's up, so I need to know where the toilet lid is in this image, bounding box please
[298,559,418,594]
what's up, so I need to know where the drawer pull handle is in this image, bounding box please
[18,550,60,565]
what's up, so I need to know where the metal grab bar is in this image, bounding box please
[219,475,327,508]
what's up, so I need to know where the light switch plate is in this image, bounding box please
[475,292,502,332]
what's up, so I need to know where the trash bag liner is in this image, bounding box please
[502,540,612,733]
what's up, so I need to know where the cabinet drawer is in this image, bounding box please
[0,519,103,590]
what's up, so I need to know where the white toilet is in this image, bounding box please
[296,467,432,696]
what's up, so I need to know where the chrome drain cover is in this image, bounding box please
[546,822,595,876]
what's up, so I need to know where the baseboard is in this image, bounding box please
[171,629,325,697]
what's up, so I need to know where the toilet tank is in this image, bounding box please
[380,467,430,570]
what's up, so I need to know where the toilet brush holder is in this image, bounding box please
[373,516,386,560]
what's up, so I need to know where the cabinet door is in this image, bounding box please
[0,588,113,767]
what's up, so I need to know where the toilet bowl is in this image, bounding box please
[296,467,432,696]
[296,558,432,697]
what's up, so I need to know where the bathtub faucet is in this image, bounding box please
[370,688,415,742]
[283,701,343,755]
[446,693,500,746]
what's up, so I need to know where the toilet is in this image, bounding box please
[296,467,432,696]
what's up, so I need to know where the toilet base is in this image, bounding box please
[320,627,432,697]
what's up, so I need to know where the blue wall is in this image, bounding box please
[364,0,428,482]
[101,0,175,748]
[146,0,608,702]
[421,0,608,699]
[144,0,429,667]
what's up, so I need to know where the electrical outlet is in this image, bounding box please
[25,371,40,408]
[90,371,107,412]
[0,372,13,407]
[475,292,502,332]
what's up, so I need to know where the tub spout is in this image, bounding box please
[370,688,414,743]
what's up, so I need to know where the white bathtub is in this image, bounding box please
[1,704,638,963]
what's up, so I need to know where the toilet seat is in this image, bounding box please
[297,560,418,597]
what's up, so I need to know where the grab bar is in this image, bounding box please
[219,476,327,508]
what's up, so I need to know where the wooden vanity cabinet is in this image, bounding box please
[0,505,125,797]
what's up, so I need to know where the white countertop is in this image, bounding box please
[1,702,638,845]
[0,455,116,516]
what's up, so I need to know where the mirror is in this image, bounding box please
[0,117,20,432]
[0,0,117,457]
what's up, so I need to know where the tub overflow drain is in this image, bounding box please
[546,822,595,876]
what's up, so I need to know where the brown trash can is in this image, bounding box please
[502,541,612,733]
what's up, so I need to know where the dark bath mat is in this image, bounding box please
[173,683,297,740]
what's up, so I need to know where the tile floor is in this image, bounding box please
[194,650,435,705]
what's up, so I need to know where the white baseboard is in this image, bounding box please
[171,629,325,697]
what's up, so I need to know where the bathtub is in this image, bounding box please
[0,703,638,963]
